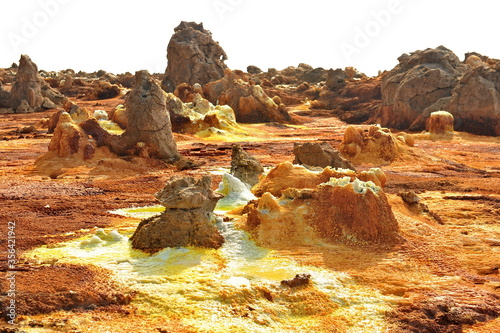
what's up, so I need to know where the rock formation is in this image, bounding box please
[0,82,11,108]
[85,81,121,100]
[15,100,34,114]
[130,175,224,251]
[204,69,292,123]
[376,46,466,131]
[163,91,245,137]
[325,68,348,91]
[109,105,128,129]
[48,112,94,159]
[251,64,329,85]
[310,75,382,124]
[244,165,399,247]
[293,142,355,171]
[339,125,414,165]
[119,70,179,160]
[252,162,386,198]
[161,21,228,92]
[10,55,44,111]
[230,144,264,187]
[447,64,500,136]
[7,55,65,113]
[427,111,454,136]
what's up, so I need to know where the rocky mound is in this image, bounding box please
[252,162,386,197]
[48,112,95,159]
[0,82,10,108]
[375,46,466,131]
[130,175,224,251]
[293,142,355,171]
[448,62,500,136]
[230,144,264,187]
[244,164,399,247]
[165,86,246,137]
[339,125,414,165]
[204,69,292,123]
[161,21,228,92]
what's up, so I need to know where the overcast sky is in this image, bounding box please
[0,0,498,77]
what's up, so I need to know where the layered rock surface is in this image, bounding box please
[130,176,224,251]
[244,163,399,246]
[161,21,228,92]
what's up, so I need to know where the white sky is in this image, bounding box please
[0,0,498,77]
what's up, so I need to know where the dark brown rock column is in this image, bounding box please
[122,70,180,161]
[10,55,44,110]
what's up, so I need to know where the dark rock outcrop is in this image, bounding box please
[230,144,264,187]
[8,55,65,112]
[376,46,466,131]
[161,21,228,92]
[130,176,224,251]
[293,142,355,171]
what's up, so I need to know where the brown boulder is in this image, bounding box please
[161,21,228,92]
[230,144,264,187]
[130,175,224,251]
[204,69,292,123]
[293,142,355,171]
